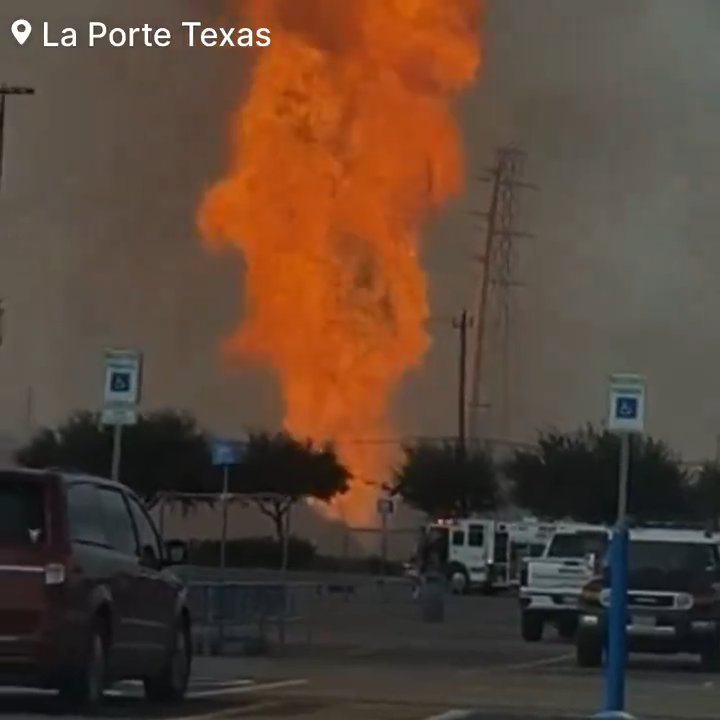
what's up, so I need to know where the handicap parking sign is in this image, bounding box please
[608,374,645,433]
[615,396,638,420]
[110,371,131,393]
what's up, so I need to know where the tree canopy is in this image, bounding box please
[224,431,351,542]
[391,441,499,518]
[16,410,211,505]
[504,426,693,523]
[688,462,720,524]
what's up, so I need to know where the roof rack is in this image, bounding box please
[629,519,720,538]
[630,519,716,530]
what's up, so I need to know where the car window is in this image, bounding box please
[628,541,719,573]
[67,483,108,547]
[547,531,608,558]
[452,530,465,546]
[468,525,485,547]
[127,496,161,564]
[0,477,46,545]
[96,487,137,555]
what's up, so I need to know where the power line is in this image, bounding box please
[451,309,472,456]
[468,146,536,441]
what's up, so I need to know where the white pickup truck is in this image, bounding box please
[519,524,609,642]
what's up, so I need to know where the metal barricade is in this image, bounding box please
[187,581,317,655]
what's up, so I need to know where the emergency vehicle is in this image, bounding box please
[414,516,555,593]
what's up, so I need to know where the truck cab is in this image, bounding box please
[576,525,720,670]
[519,523,609,641]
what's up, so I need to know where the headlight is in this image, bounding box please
[599,589,611,607]
[676,592,694,610]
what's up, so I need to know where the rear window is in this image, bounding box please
[547,531,607,558]
[629,541,719,574]
[0,479,46,545]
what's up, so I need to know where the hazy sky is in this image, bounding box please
[1,1,720,464]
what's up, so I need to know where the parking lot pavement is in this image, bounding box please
[6,591,720,719]
[197,590,720,719]
[0,675,308,719]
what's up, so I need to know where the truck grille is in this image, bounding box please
[627,593,674,608]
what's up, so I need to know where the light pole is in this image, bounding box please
[0,84,35,192]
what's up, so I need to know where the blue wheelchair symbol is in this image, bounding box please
[615,396,638,420]
[111,371,131,393]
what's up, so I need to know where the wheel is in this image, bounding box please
[557,616,578,640]
[144,621,192,703]
[576,630,602,668]
[446,565,469,595]
[521,611,543,642]
[700,642,720,672]
[58,617,108,712]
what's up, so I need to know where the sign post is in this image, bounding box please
[210,437,245,655]
[101,349,142,483]
[377,497,394,578]
[601,373,645,719]
[211,438,245,576]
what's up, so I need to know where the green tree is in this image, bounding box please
[391,441,499,518]
[689,462,720,523]
[226,431,351,543]
[504,426,692,523]
[16,410,212,506]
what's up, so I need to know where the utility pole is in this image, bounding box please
[452,309,472,457]
[0,84,35,192]
[468,147,535,440]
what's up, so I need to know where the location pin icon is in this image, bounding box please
[11,19,32,46]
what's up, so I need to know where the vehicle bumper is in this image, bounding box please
[0,623,85,687]
[520,590,580,616]
[578,611,720,653]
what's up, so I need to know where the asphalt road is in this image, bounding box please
[4,584,720,718]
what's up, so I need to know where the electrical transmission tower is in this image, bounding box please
[468,147,535,443]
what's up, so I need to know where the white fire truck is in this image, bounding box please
[413,517,555,593]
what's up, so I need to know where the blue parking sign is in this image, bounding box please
[110,371,131,393]
[211,438,245,466]
[615,396,638,420]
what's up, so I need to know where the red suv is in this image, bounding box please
[0,468,192,711]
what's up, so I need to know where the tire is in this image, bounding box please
[446,565,470,595]
[576,630,602,668]
[144,621,192,703]
[58,617,108,712]
[557,616,578,641]
[700,642,720,672]
[521,611,543,642]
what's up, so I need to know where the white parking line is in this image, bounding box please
[492,652,574,672]
[187,678,308,700]
[423,711,475,720]
[184,680,309,719]
[458,651,573,676]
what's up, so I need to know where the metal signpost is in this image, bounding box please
[377,497,394,577]
[211,438,246,576]
[600,373,645,719]
[101,349,142,483]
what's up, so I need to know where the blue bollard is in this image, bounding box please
[603,525,629,714]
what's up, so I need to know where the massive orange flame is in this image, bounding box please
[198,0,482,525]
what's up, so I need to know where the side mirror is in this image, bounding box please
[164,539,188,566]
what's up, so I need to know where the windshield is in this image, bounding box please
[547,531,607,558]
[0,480,46,545]
[628,541,719,574]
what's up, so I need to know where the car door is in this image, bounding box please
[66,482,139,673]
[125,492,174,659]
[94,485,155,673]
